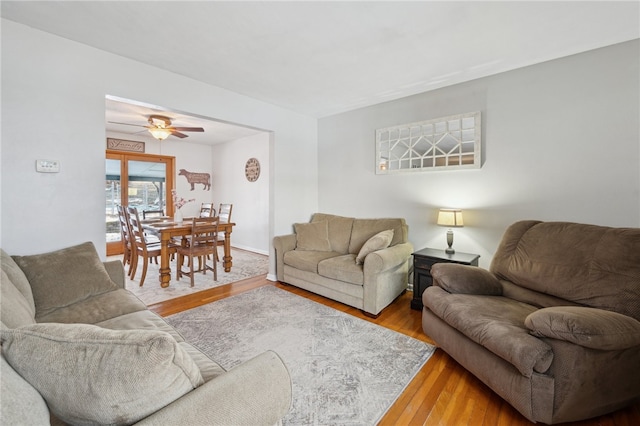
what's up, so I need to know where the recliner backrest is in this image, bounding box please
[490,220,640,321]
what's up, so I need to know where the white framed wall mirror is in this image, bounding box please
[376,111,481,174]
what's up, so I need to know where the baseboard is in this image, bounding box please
[266,274,278,282]
[231,244,269,256]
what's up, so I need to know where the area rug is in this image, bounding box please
[122,248,269,305]
[165,286,435,425]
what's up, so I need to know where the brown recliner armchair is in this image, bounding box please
[422,220,640,424]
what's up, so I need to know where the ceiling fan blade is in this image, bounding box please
[171,127,205,132]
[170,131,189,138]
[108,121,148,128]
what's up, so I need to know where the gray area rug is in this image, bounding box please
[122,248,269,305]
[165,286,435,425]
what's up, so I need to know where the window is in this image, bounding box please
[376,112,481,174]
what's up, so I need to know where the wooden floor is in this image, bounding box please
[149,275,640,426]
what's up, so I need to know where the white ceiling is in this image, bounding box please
[2,1,639,143]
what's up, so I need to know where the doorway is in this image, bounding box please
[105,151,175,256]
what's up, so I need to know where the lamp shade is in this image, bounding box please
[148,127,172,140]
[437,209,464,227]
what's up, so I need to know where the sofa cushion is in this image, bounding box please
[294,221,331,251]
[525,306,640,350]
[423,286,553,377]
[284,250,340,274]
[318,254,363,285]
[1,249,35,316]
[12,242,119,319]
[312,213,355,254]
[355,229,394,265]
[348,218,407,254]
[0,270,36,328]
[1,323,204,425]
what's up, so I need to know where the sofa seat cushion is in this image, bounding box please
[1,323,204,426]
[423,286,553,377]
[12,242,119,319]
[318,254,363,285]
[284,250,341,274]
[35,288,146,324]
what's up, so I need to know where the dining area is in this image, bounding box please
[117,203,235,288]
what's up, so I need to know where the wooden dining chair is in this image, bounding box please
[142,209,165,219]
[175,217,219,286]
[218,203,233,224]
[215,203,233,262]
[199,203,216,218]
[127,206,171,286]
[116,205,134,276]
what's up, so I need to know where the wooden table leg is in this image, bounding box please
[223,228,233,272]
[159,238,171,288]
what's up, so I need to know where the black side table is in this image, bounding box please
[411,248,480,310]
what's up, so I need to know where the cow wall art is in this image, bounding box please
[179,169,211,190]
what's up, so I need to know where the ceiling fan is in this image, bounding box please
[109,115,205,140]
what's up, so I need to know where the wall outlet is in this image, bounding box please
[36,159,60,173]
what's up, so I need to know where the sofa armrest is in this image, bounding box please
[136,350,292,425]
[431,263,503,295]
[363,242,413,274]
[525,307,640,350]
[273,234,297,282]
[103,261,125,289]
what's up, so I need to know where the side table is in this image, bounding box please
[411,248,480,310]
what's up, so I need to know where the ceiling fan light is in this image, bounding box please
[149,127,172,140]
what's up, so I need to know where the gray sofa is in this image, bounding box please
[1,242,292,425]
[422,220,640,424]
[274,213,413,317]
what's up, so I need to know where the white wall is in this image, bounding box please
[318,40,640,268]
[0,19,318,281]
[212,132,271,254]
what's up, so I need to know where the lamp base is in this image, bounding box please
[445,229,455,254]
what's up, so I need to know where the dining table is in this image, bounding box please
[142,218,235,288]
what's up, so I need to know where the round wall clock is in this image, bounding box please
[245,157,261,182]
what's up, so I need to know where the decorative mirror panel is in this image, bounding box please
[376,111,481,174]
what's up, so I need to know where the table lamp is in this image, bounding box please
[437,209,464,254]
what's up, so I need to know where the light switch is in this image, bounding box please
[36,159,60,173]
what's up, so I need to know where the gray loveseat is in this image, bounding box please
[422,220,640,424]
[274,213,413,317]
[1,242,292,425]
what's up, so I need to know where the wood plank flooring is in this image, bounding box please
[149,276,640,426]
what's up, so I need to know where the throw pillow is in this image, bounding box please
[0,323,204,425]
[525,306,640,350]
[355,229,394,265]
[12,242,119,318]
[294,221,331,251]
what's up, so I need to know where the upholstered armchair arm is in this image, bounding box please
[103,261,125,289]
[136,351,292,425]
[363,242,413,274]
[525,307,640,350]
[273,234,297,282]
[431,263,503,295]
